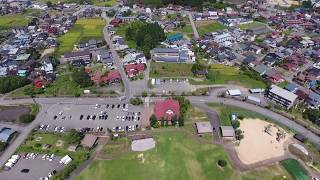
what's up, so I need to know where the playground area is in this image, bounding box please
[235,118,292,165]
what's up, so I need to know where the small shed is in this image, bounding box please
[220,126,235,140]
[81,134,98,148]
[195,122,213,134]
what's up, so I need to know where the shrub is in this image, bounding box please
[130,97,143,106]
[217,159,227,167]
[19,114,36,123]
[231,120,240,129]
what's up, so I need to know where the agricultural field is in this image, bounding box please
[0,10,41,30]
[55,18,105,56]
[149,62,193,78]
[189,64,267,88]
[196,21,227,36]
[281,159,308,180]
[92,0,118,6]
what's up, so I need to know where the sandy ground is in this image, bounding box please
[41,47,55,57]
[267,0,299,7]
[235,118,292,165]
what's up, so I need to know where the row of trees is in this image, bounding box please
[128,0,231,9]
[125,21,166,57]
[0,76,30,94]
[303,108,320,126]
[72,67,93,88]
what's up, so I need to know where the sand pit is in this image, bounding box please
[131,138,155,152]
[235,118,292,165]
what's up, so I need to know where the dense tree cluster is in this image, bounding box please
[303,108,320,125]
[125,21,166,56]
[65,129,84,145]
[0,76,30,94]
[71,68,93,88]
[128,0,231,9]
[130,97,144,105]
[26,47,41,60]
[19,114,36,123]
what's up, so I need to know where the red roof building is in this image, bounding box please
[105,71,121,84]
[110,19,122,27]
[124,63,145,78]
[154,99,180,121]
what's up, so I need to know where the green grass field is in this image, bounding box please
[239,21,267,30]
[190,64,267,88]
[115,23,137,49]
[208,103,271,126]
[150,62,193,78]
[281,159,308,180]
[44,73,83,96]
[92,0,117,6]
[55,18,105,56]
[77,130,235,180]
[197,22,227,36]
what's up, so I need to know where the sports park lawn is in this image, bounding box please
[149,61,193,78]
[189,64,267,88]
[55,18,105,56]
[197,22,227,36]
[208,103,271,126]
[77,130,291,180]
[281,159,308,180]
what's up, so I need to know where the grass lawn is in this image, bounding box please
[167,25,194,39]
[149,61,193,78]
[77,129,291,180]
[197,22,227,36]
[189,64,267,88]
[115,23,137,49]
[278,81,289,88]
[44,73,83,96]
[281,159,308,180]
[17,132,90,180]
[208,103,271,126]
[77,130,235,180]
[92,0,117,6]
[239,21,267,30]
[55,18,105,56]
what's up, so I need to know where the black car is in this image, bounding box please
[123,104,126,108]
[106,104,109,108]
[92,115,96,120]
[80,115,84,120]
[86,115,90,120]
[111,104,115,108]
[53,115,57,120]
[117,104,120,108]
[99,115,102,120]
[21,169,29,173]
[104,115,108,120]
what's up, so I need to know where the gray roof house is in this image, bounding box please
[252,64,268,76]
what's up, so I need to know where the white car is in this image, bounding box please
[48,172,53,178]
[8,158,17,163]
[42,154,47,160]
[112,127,116,132]
[60,127,65,133]
[58,111,63,115]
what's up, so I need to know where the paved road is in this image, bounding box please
[101,13,132,100]
[188,12,199,39]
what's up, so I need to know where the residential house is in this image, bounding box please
[97,51,113,67]
[124,63,145,78]
[62,50,91,64]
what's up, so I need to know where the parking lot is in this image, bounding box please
[0,154,64,180]
[40,103,144,133]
